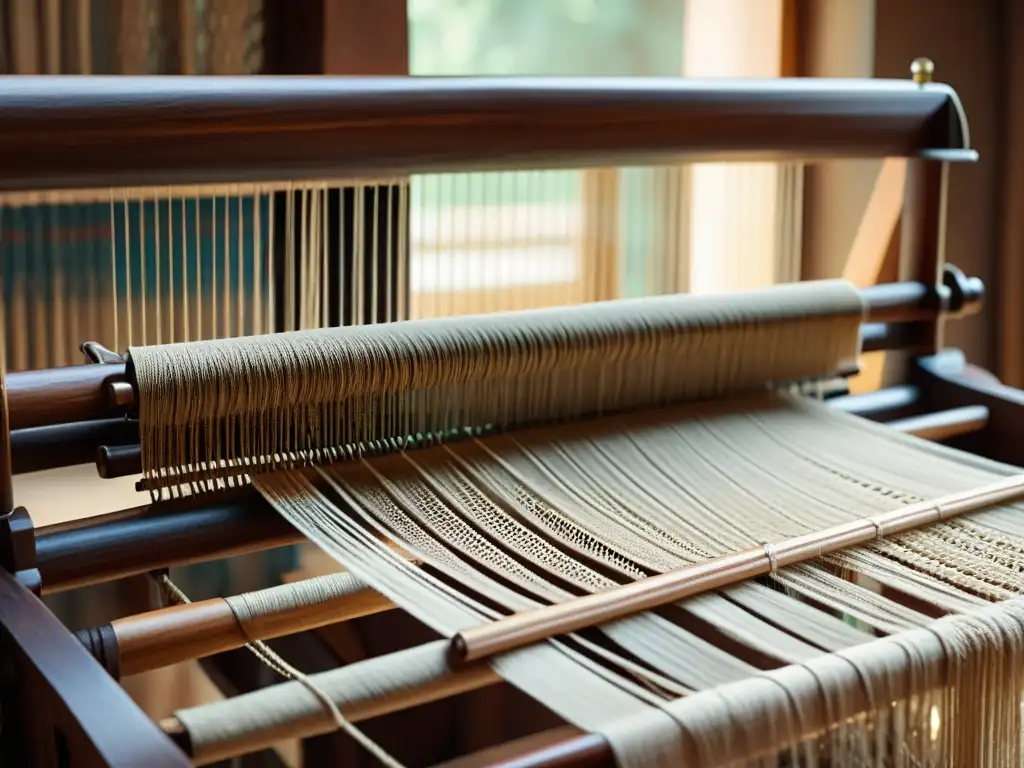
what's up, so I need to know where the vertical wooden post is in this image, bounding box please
[898,158,949,350]
[322,0,409,76]
[0,366,13,518]
[882,58,950,390]
[998,0,1024,387]
[580,169,621,303]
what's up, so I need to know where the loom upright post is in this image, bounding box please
[0,350,39,594]
[898,57,950,354]
[0,363,13,518]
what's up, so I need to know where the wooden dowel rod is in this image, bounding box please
[113,575,394,678]
[434,727,610,768]
[887,405,988,442]
[451,474,1024,663]
[6,363,128,430]
[35,492,301,594]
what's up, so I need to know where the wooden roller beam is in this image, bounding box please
[161,657,501,766]
[90,575,394,678]
[6,362,127,430]
[35,491,302,594]
[0,276,985,446]
[435,728,610,768]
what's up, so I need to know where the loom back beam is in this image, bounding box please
[0,271,985,480]
[32,491,301,594]
[0,76,970,192]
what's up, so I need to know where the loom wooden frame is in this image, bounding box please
[1,68,1021,768]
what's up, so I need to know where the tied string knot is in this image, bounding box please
[762,542,780,576]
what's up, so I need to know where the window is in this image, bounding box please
[406,0,797,319]
[408,0,687,316]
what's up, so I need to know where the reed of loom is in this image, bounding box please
[1,59,1021,768]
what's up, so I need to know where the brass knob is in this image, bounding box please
[911,57,934,85]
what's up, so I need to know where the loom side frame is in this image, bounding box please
[0,569,188,767]
[1,67,1019,768]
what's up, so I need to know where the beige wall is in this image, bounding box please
[799,0,879,282]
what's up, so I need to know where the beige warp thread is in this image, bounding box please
[129,279,864,499]
[167,393,1024,766]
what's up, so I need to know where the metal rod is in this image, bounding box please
[450,474,1024,664]
[886,405,988,442]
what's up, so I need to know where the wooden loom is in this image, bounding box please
[0,61,1021,767]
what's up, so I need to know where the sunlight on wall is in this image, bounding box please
[684,0,793,295]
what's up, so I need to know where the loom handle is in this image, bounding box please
[451,474,1024,664]
[81,341,124,366]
